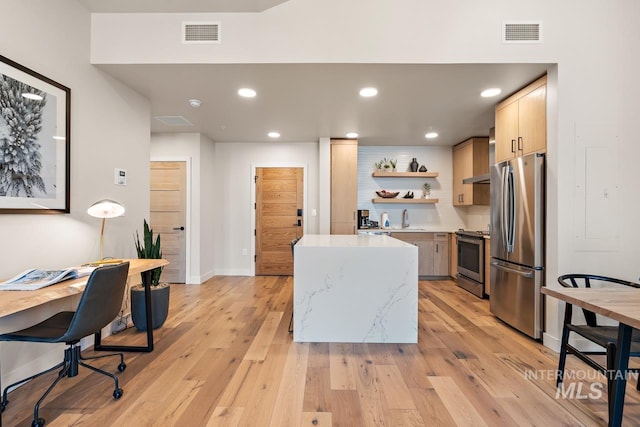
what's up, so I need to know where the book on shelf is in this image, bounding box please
[0,266,96,291]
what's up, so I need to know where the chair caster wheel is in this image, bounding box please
[113,388,123,399]
[32,418,45,427]
[118,362,126,372]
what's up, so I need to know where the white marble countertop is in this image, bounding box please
[298,234,413,248]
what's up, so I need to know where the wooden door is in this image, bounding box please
[519,84,547,156]
[255,167,303,275]
[150,161,187,283]
[495,101,519,163]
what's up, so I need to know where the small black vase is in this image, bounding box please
[410,158,419,172]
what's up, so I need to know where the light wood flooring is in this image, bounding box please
[3,277,640,426]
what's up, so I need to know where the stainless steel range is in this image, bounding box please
[455,229,488,298]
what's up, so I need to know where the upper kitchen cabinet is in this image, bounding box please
[452,137,490,206]
[330,139,358,234]
[495,75,547,164]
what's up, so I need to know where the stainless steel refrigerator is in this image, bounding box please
[490,152,545,339]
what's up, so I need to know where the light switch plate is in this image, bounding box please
[115,168,127,186]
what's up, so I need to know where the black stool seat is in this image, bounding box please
[568,324,640,353]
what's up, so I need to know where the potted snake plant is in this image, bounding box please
[131,219,170,331]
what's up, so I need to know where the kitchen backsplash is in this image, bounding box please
[358,146,467,230]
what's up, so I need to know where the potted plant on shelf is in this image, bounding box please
[131,219,170,331]
[422,182,432,198]
[389,159,397,171]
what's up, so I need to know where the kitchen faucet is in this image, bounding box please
[402,209,409,229]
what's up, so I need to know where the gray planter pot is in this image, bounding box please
[130,284,170,331]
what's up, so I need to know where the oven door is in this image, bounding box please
[457,235,484,283]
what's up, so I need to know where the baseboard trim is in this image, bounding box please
[214,268,252,276]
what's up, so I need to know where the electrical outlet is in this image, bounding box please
[241,248,248,256]
[311,209,317,216]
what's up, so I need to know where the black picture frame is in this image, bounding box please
[0,54,70,214]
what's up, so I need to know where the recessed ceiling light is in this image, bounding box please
[425,132,439,139]
[359,87,378,97]
[52,136,65,141]
[268,131,280,138]
[481,88,502,98]
[238,88,257,98]
[22,93,43,101]
[188,98,201,108]
[346,132,358,139]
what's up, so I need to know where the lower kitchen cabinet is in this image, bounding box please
[390,232,449,278]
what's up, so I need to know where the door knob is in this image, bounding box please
[173,226,185,231]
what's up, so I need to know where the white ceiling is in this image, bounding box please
[98,62,549,146]
[82,1,549,146]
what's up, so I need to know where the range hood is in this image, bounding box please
[463,174,490,184]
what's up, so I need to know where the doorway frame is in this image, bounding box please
[149,156,193,284]
[250,162,309,276]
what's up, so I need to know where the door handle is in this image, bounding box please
[173,226,185,231]
[292,220,302,227]
[511,139,516,153]
[517,137,523,151]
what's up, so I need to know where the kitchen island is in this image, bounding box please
[293,234,418,343]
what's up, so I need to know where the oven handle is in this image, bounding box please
[491,261,533,278]
[457,236,483,245]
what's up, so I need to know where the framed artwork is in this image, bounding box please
[0,54,70,214]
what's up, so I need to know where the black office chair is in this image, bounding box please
[289,236,302,333]
[0,262,130,427]
[556,274,640,395]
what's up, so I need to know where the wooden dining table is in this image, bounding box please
[542,286,640,427]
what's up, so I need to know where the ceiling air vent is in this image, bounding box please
[182,22,221,44]
[503,21,542,43]
[154,116,193,126]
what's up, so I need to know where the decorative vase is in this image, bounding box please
[131,284,170,331]
[410,158,419,172]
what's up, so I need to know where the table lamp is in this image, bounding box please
[87,199,125,261]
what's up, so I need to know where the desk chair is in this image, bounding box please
[556,274,640,397]
[0,262,130,427]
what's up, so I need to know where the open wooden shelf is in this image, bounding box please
[372,171,439,178]
[371,198,439,204]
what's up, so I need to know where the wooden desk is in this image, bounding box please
[0,259,167,318]
[542,287,640,427]
[0,259,167,427]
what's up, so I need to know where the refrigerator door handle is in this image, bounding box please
[501,165,508,250]
[491,261,533,278]
[507,165,515,252]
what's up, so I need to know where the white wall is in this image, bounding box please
[88,0,640,349]
[214,142,319,275]
[358,146,466,230]
[0,0,151,385]
[199,134,216,281]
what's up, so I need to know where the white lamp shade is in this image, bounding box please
[87,199,125,219]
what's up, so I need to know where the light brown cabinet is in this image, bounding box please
[330,139,358,234]
[495,75,547,164]
[449,233,458,278]
[390,232,449,277]
[452,137,489,206]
